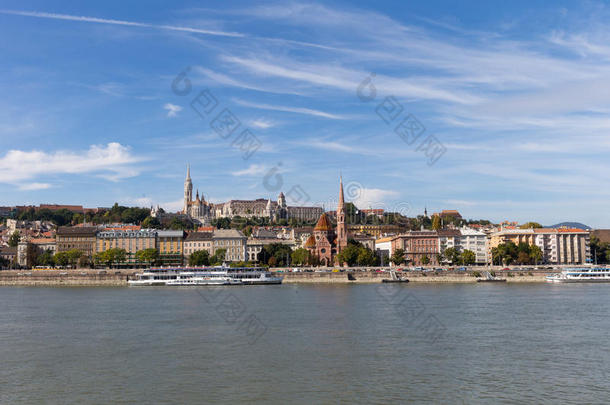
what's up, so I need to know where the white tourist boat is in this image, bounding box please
[546,267,610,283]
[128,266,283,286]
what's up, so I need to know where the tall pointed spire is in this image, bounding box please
[337,175,345,213]
[186,164,191,180]
[336,175,348,255]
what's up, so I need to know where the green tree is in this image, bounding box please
[460,249,476,265]
[291,248,310,266]
[95,248,127,268]
[169,217,191,230]
[431,215,441,230]
[421,255,430,265]
[336,244,360,266]
[257,243,293,266]
[517,251,531,264]
[212,217,231,229]
[210,248,227,265]
[443,247,461,265]
[66,249,83,268]
[36,249,55,267]
[529,245,543,264]
[390,248,405,265]
[357,247,378,266]
[8,231,20,247]
[189,250,210,266]
[520,222,543,229]
[54,251,70,267]
[135,248,159,266]
[141,216,161,229]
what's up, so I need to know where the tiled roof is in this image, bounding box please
[314,213,332,231]
[185,232,213,241]
[56,226,98,235]
[305,235,316,248]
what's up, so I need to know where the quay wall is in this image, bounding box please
[0,269,138,286]
[279,271,549,283]
[0,269,550,286]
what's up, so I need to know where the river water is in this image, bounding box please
[1,284,608,404]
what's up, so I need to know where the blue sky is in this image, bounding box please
[1,1,610,226]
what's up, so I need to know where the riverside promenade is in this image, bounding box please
[0,268,551,286]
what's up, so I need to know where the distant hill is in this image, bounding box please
[549,222,591,230]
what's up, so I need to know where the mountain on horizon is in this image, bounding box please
[549,222,591,230]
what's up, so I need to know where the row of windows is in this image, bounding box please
[214,239,243,246]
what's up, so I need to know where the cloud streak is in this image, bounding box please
[0,9,244,37]
[232,98,347,119]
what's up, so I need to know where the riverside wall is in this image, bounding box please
[0,268,550,286]
[279,270,549,283]
[0,269,138,286]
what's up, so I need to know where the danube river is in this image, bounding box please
[1,284,608,404]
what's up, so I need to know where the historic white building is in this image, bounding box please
[180,166,323,224]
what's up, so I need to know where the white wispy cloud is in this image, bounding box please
[18,183,52,191]
[121,197,184,212]
[0,142,144,189]
[231,164,269,176]
[249,118,276,129]
[232,98,346,119]
[0,9,244,37]
[163,103,182,117]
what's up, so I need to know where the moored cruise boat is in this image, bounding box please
[128,266,283,286]
[546,267,610,283]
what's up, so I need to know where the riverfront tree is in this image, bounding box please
[210,248,227,265]
[8,231,20,247]
[442,247,461,265]
[517,251,531,265]
[36,249,55,267]
[460,250,476,265]
[188,250,210,266]
[136,248,159,267]
[357,247,378,266]
[54,252,70,267]
[291,248,310,266]
[257,243,293,266]
[336,244,360,266]
[421,255,430,265]
[95,248,127,268]
[529,245,543,264]
[66,249,83,268]
[390,248,405,266]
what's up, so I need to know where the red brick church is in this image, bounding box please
[305,177,348,266]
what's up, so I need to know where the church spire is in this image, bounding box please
[186,164,191,180]
[337,175,345,213]
[336,176,348,255]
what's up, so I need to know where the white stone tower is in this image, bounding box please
[184,164,193,214]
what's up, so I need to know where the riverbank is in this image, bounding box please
[280,270,548,283]
[0,269,550,286]
[0,269,138,286]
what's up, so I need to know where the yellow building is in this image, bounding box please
[347,224,402,238]
[157,230,184,266]
[96,228,157,265]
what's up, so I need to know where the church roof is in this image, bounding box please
[305,234,316,248]
[314,213,332,231]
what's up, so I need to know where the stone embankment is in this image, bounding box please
[0,268,550,286]
[279,270,549,283]
[0,269,138,286]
